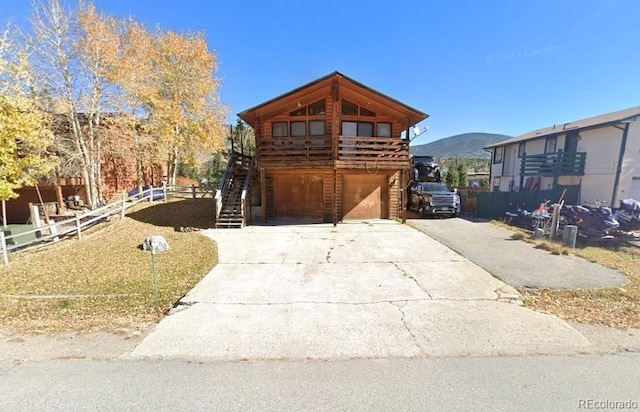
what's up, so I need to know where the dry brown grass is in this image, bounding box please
[0,199,218,334]
[493,220,640,328]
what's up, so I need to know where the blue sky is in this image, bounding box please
[2,0,639,146]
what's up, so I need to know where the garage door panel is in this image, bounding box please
[274,174,323,219]
[343,175,388,219]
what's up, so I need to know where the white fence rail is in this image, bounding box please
[0,187,179,266]
[165,184,214,200]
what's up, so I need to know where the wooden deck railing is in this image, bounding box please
[338,136,408,159]
[259,136,332,161]
[258,135,409,163]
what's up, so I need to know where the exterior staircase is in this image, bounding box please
[215,153,254,229]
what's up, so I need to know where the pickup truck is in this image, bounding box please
[409,182,460,218]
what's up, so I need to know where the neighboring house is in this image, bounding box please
[3,113,165,224]
[485,106,640,207]
[238,71,427,223]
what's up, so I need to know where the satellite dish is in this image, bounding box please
[412,125,421,136]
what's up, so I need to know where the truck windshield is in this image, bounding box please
[423,183,450,192]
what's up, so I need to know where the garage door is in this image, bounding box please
[342,175,388,220]
[274,174,324,219]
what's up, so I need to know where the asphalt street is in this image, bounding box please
[1,354,639,411]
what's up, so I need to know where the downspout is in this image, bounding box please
[611,122,630,208]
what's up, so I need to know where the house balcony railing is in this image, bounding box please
[338,136,408,160]
[520,151,586,177]
[258,135,332,162]
[257,135,410,165]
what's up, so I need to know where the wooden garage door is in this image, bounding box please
[274,174,324,219]
[342,175,388,219]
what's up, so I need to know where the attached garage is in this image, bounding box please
[342,174,388,220]
[273,174,324,220]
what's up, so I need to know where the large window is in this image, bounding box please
[309,120,325,136]
[342,121,374,137]
[290,121,306,137]
[272,121,288,137]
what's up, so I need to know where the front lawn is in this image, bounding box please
[0,199,218,334]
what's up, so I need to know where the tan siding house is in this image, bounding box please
[486,106,640,207]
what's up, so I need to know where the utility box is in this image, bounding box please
[563,225,578,248]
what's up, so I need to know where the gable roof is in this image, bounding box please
[486,105,640,149]
[238,71,428,127]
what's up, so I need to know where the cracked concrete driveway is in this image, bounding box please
[130,221,593,361]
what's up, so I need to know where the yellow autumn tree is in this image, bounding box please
[0,25,56,204]
[109,22,227,185]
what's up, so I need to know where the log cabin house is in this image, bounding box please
[237,71,427,225]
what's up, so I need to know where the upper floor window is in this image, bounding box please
[290,99,325,117]
[341,100,358,115]
[377,122,392,137]
[342,121,373,137]
[518,142,526,158]
[272,121,288,137]
[545,136,557,153]
[309,120,325,136]
[493,146,503,164]
[308,100,325,115]
[290,121,306,137]
[360,107,376,117]
[341,99,377,117]
[290,107,307,116]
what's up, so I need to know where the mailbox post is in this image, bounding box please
[142,236,169,314]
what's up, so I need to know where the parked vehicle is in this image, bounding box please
[411,155,442,182]
[409,182,460,217]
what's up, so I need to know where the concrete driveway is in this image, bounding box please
[130,221,598,361]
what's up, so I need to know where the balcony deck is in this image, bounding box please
[257,135,409,169]
[520,151,586,177]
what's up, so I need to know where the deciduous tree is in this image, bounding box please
[29,0,108,208]
[109,22,227,185]
[0,25,56,204]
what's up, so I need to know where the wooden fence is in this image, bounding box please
[0,186,207,266]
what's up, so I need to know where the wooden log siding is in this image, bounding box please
[389,170,401,218]
[239,72,427,223]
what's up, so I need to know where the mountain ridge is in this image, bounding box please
[410,132,511,159]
